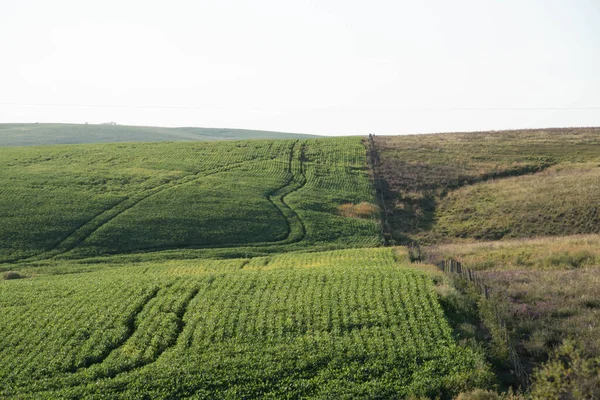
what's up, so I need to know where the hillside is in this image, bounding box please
[0,123,321,146]
[371,127,600,244]
[0,137,378,263]
[0,135,501,399]
[3,128,600,398]
[428,235,600,386]
[365,128,600,398]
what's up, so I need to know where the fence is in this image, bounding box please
[367,134,392,245]
[438,259,530,389]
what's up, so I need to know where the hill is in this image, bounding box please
[0,123,321,146]
[4,128,600,398]
[370,127,600,245]
[0,135,500,398]
[365,128,600,398]
[0,137,379,263]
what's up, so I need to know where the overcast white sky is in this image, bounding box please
[1,0,599,135]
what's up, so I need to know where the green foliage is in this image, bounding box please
[0,123,320,146]
[0,248,494,398]
[530,340,600,400]
[0,137,380,262]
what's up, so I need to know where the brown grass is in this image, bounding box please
[338,202,379,219]
[427,234,600,381]
[485,267,600,367]
[433,163,600,241]
[426,234,600,271]
[372,127,600,244]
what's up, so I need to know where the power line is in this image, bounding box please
[0,102,599,111]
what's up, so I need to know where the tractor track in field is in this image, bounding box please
[3,141,309,264]
[13,284,202,398]
[94,286,201,380]
[33,287,200,392]
[85,141,309,257]
[2,158,267,265]
[18,285,203,395]
[70,286,160,373]
[262,140,307,245]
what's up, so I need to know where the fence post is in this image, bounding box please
[439,259,529,389]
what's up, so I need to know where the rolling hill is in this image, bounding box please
[3,127,600,399]
[0,135,496,399]
[0,123,321,146]
[371,127,600,244]
[0,137,378,263]
[368,127,600,398]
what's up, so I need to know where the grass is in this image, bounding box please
[0,248,494,399]
[426,235,600,395]
[0,123,320,146]
[426,234,600,271]
[372,127,600,244]
[338,202,379,219]
[434,163,600,241]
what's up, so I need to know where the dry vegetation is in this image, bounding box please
[434,163,600,241]
[426,235,600,397]
[337,202,379,219]
[426,234,600,271]
[2,271,24,280]
[372,127,600,244]
[371,129,600,397]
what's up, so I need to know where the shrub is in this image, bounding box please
[3,271,24,280]
[530,339,600,400]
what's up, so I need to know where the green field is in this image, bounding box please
[0,123,320,147]
[4,127,600,399]
[0,137,379,263]
[0,248,493,399]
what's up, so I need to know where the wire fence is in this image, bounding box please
[437,259,530,389]
[367,134,392,245]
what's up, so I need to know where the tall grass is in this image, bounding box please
[434,163,600,241]
[426,234,600,395]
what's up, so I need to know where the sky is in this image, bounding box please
[1,0,599,135]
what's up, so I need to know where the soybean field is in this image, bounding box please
[0,248,492,399]
[1,133,511,399]
[0,137,379,263]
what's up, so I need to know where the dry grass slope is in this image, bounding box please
[372,127,600,244]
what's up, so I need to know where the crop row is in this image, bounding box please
[0,140,297,262]
[1,137,381,263]
[0,248,493,398]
